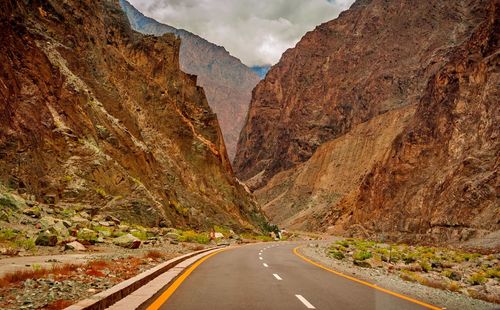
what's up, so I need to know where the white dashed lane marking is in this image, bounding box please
[295,295,316,309]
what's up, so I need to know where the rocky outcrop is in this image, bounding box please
[256,106,415,230]
[326,1,499,244]
[0,0,265,231]
[120,0,260,160]
[235,0,489,188]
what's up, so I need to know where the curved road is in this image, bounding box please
[145,242,438,310]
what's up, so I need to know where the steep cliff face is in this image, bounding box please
[326,1,499,244]
[120,0,260,160]
[0,0,265,230]
[235,0,489,188]
[256,106,415,230]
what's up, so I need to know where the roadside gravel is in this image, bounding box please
[300,244,498,310]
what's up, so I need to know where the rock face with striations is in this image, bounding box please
[237,0,498,246]
[120,0,260,160]
[326,1,499,244]
[235,0,490,189]
[0,0,266,231]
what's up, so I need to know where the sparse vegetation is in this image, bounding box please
[177,230,210,244]
[324,238,499,304]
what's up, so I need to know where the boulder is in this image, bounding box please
[70,215,89,225]
[79,211,91,219]
[35,232,58,246]
[214,232,224,239]
[113,234,141,249]
[51,221,69,237]
[64,241,86,251]
[105,215,120,225]
[77,228,98,243]
[166,232,180,240]
[39,216,57,229]
[23,207,41,218]
[353,260,372,268]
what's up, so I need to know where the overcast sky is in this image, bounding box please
[128,0,354,67]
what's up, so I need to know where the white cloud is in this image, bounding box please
[128,0,354,66]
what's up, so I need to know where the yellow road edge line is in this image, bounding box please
[147,248,228,310]
[293,246,442,310]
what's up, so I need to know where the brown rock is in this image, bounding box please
[326,0,500,244]
[0,0,265,231]
[234,0,489,188]
[121,0,260,160]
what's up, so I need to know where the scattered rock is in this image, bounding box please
[0,210,10,222]
[79,211,91,219]
[71,215,89,225]
[166,232,179,240]
[51,221,69,237]
[113,234,141,249]
[39,216,57,229]
[105,215,120,225]
[23,207,41,218]
[64,241,86,251]
[214,232,224,239]
[77,228,98,243]
[353,260,372,268]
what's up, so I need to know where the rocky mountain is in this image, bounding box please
[120,0,260,160]
[257,106,415,231]
[237,0,498,246]
[0,0,266,231]
[327,1,499,244]
[235,0,490,189]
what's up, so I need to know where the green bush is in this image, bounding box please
[178,230,210,244]
[131,230,148,241]
[214,225,231,237]
[353,250,372,261]
[0,229,18,241]
[469,272,487,285]
[329,250,345,260]
[419,260,432,272]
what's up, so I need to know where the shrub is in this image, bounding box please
[178,230,210,244]
[130,230,148,241]
[419,260,432,272]
[402,252,418,264]
[484,268,500,279]
[0,228,18,241]
[469,272,487,285]
[329,250,345,260]
[145,250,165,260]
[353,250,372,261]
[255,235,274,242]
[214,225,231,237]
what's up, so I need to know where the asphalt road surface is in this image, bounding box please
[146,242,438,310]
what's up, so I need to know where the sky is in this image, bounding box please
[128,0,354,67]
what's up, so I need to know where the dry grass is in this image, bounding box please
[0,264,80,286]
[144,250,165,260]
[44,299,73,310]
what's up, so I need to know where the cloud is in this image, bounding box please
[128,0,354,66]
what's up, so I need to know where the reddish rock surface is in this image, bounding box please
[0,0,265,230]
[120,0,260,160]
[327,1,499,244]
[235,0,489,188]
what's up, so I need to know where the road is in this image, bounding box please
[145,242,438,310]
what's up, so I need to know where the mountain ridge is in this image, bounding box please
[120,0,260,160]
